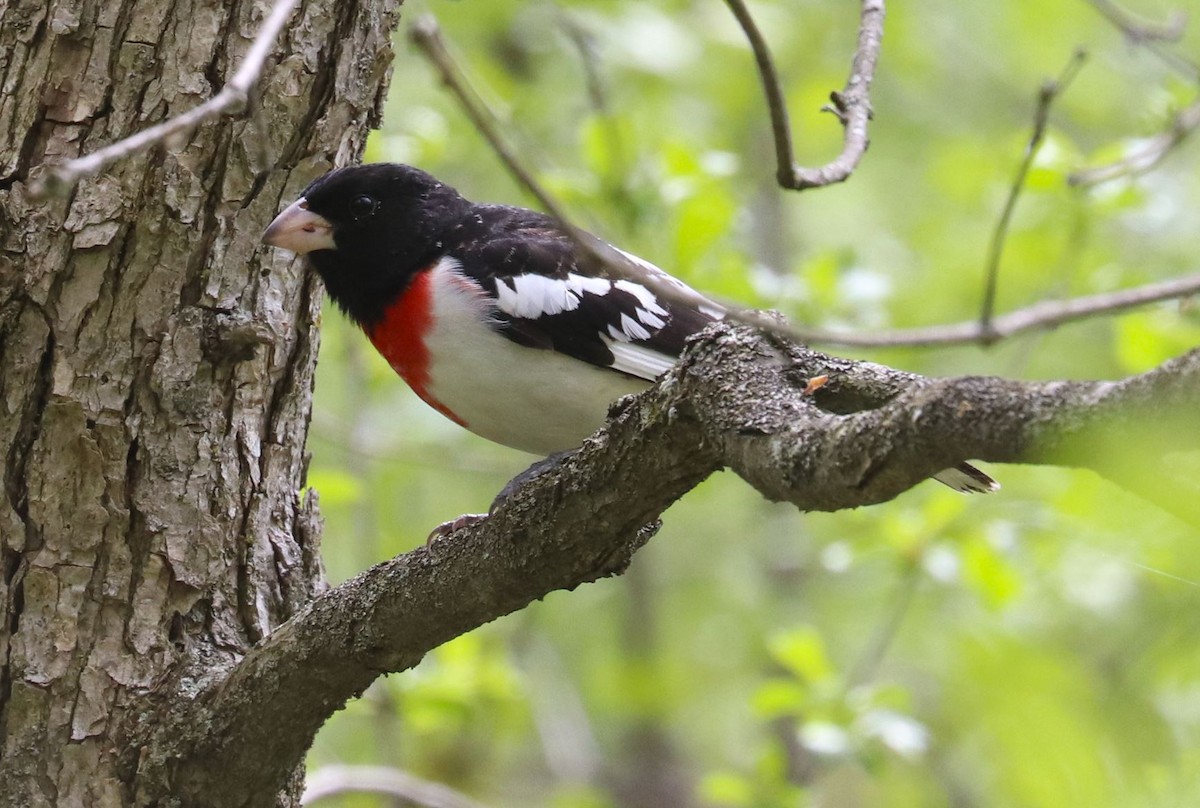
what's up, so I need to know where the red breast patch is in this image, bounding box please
[366,270,467,427]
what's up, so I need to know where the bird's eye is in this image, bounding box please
[349,194,377,219]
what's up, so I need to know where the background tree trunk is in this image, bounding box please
[0,0,399,804]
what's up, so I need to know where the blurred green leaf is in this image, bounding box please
[1115,310,1200,373]
[752,679,810,720]
[698,771,754,807]
[306,469,364,507]
[767,627,836,686]
[961,535,1022,609]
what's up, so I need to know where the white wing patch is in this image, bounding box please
[615,248,726,320]
[614,279,668,315]
[614,279,669,331]
[620,313,652,341]
[493,269,676,342]
[488,248,724,376]
[494,273,612,319]
[604,339,678,381]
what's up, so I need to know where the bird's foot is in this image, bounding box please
[492,449,577,508]
[426,513,488,545]
[426,450,578,546]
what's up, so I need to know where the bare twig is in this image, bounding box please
[1083,0,1199,79]
[1086,0,1188,44]
[724,0,885,190]
[303,765,490,808]
[1070,95,1200,186]
[1072,0,1200,186]
[788,273,1200,348]
[558,12,611,117]
[847,560,921,687]
[558,10,637,222]
[32,0,298,197]
[979,50,1087,337]
[409,16,570,222]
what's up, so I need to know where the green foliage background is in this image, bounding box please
[305,1,1200,806]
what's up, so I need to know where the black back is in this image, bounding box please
[450,205,715,367]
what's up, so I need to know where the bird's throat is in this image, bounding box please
[366,269,466,427]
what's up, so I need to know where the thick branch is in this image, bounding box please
[155,326,1200,805]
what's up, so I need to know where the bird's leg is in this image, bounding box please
[426,449,578,544]
[492,449,577,508]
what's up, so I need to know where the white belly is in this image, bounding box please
[423,263,652,456]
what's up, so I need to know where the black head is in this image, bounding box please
[263,163,472,326]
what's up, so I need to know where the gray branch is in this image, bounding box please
[779,273,1200,347]
[31,0,298,197]
[303,765,491,808]
[145,325,1200,806]
[725,0,885,189]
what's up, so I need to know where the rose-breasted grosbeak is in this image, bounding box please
[263,163,997,494]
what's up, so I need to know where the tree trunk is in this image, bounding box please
[0,0,399,804]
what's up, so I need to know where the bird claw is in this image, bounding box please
[492,448,576,507]
[426,513,488,545]
[425,451,577,546]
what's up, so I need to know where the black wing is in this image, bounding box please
[448,205,722,381]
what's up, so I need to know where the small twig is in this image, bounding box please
[409,16,569,222]
[32,0,298,197]
[1086,0,1188,44]
[979,50,1087,338]
[558,12,610,118]
[1072,0,1199,186]
[787,273,1200,348]
[1083,0,1199,79]
[722,0,796,185]
[558,10,635,217]
[303,765,491,808]
[724,0,885,190]
[846,560,921,687]
[1070,95,1200,186]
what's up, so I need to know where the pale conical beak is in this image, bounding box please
[262,197,337,254]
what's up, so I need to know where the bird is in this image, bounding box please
[262,162,997,497]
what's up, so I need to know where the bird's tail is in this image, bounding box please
[933,463,999,494]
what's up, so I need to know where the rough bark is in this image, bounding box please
[0,0,400,805]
